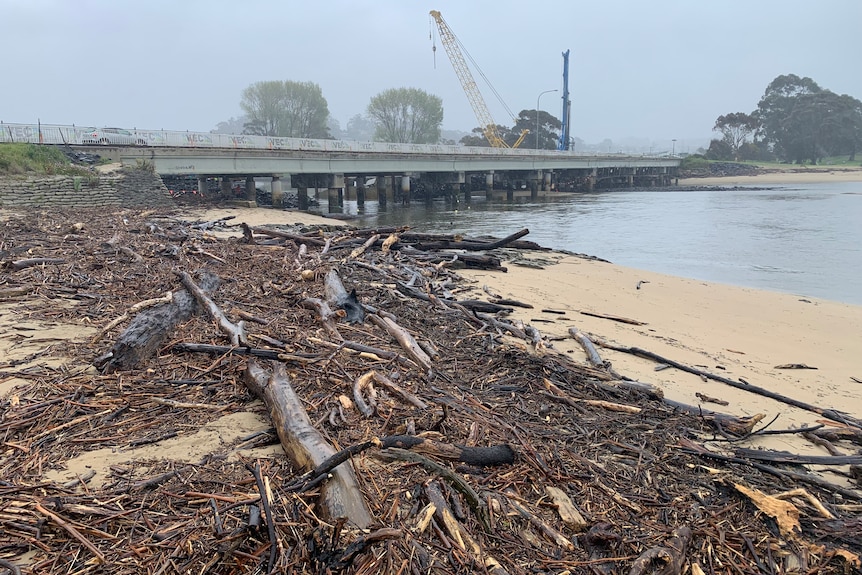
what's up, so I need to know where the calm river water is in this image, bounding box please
[312,182,862,305]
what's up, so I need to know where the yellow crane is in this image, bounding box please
[429,10,528,148]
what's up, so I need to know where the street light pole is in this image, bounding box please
[536,89,558,150]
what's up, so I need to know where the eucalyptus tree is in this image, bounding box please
[713,112,758,160]
[240,80,331,138]
[367,88,443,144]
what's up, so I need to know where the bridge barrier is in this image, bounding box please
[0,122,668,159]
[0,122,558,156]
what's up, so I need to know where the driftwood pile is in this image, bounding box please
[1,207,860,575]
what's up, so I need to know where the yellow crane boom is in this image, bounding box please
[429,10,525,148]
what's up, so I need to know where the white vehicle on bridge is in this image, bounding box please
[81,127,147,146]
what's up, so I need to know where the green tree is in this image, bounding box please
[459,125,509,147]
[460,111,560,149]
[345,114,376,141]
[366,88,443,144]
[753,74,862,163]
[460,126,491,147]
[833,94,862,161]
[713,112,758,160]
[240,80,331,138]
[513,109,561,149]
[240,81,286,136]
[704,138,733,161]
[755,74,822,162]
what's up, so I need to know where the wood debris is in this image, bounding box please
[0,207,860,574]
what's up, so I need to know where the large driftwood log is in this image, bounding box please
[568,327,604,368]
[367,314,432,374]
[243,359,373,528]
[598,340,862,429]
[380,435,514,467]
[422,481,510,575]
[324,269,364,323]
[250,226,326,246]
[96,271,219,373]
[176,270,246,346]
[413,228,530,251]
[628,525,691,575]
[300,297,343,339]
[4,257,66,271]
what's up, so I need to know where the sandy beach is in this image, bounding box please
[678,165,862,186]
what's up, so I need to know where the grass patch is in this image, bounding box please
[0,143,94,176]
[679,155,710,170]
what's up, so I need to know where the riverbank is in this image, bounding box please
[679,165,862,186]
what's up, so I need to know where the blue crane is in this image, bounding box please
[557,49,571,151]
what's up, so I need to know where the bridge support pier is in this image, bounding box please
[530,180,538,200]
[401,176,411,204]
[543,172,552,192]
[271,176,284,207]
[377,176,387,208]
[197,176,207,197]
[485,172,494,200]
[357,178,366,207]
[245,176,256,202]
[462,183,470,203]
[327,188,342,211]
[298,187,308,210]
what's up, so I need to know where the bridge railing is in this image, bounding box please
[0,122,559,157]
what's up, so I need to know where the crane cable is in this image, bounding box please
[429,15,517,125]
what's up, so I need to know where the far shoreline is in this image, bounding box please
[678,166,862,186]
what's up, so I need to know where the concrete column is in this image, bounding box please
[401,175,411,204]
[271,176,284,208]
[377,176,387,208]
[543,172,552,191]
[627,175,634,187]
[298,187,308,210]
[485,172,494,200]
[327,188,341,211]
[245,176,256,201]
[356,178,366,207]
[506,183,514,202]
[221,177,232,197]
[586,168,597,192]
[197,176,207,196]
[462,183,470,203]
[530,180,538,200]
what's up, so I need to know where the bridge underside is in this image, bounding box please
[105,146,679,208]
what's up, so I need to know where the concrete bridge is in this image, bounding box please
[2,122,681,208]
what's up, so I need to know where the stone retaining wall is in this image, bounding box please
[0,167,175,208]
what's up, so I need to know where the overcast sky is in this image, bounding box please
[3,0,860,150]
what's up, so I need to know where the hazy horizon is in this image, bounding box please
[3,0,860,149]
